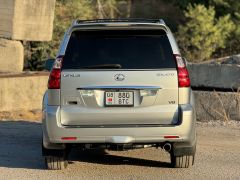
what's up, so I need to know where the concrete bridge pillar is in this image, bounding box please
[0,0,56,72]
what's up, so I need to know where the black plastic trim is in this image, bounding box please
[172,136,197,156]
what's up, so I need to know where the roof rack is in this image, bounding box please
[74,18,166,25]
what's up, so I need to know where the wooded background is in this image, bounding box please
[24,0,240,70]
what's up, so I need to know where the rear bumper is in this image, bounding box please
[42,103,196,146]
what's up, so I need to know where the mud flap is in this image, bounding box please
[172,136,197,156]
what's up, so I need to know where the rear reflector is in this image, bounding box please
[61,137,77,140]
[164,135,180,139]
[174,54,190,87]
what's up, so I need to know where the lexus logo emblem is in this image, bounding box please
[114,74,125,81]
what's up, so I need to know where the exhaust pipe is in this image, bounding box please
[163,143,171,152]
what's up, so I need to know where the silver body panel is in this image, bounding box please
[60,70,179,126]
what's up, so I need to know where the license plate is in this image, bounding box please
[105,91,134,106]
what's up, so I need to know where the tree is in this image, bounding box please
[209,0,240,54]
[169,0,240,56]
[96,0,119,18]
[165,0,209,10]
[177,4,235,62]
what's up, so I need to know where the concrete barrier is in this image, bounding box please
[188,63,240,90]
[0,72,49,111]
[0,38,24,72]
[0,0,56,41]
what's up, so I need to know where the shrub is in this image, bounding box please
[177,4,235,62]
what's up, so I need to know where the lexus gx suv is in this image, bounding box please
[42,19,196,170]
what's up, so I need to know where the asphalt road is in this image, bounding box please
[0,120,239,180]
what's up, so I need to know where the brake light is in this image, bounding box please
[174,54,190,87]
[48,56,63,89]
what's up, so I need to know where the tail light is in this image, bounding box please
[174,54,190,87]
[48,56,63,89]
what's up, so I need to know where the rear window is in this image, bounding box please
[62,30,176,70]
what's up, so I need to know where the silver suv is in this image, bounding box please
[42,19,196,170]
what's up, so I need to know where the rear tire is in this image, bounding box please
[45,156,68,170]
[42,142,68,170]
[171,154,194,168]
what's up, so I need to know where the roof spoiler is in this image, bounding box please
[71,18,166,26]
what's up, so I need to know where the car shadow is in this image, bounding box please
[68,148,172,168]
[0,120,45,170]
[0,120,171,170]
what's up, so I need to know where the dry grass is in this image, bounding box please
[197,90,240,121]
[236,88,240,118]
[0,109,41,121]
[212,91,231,121]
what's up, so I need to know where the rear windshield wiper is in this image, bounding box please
[83,64,122,69]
